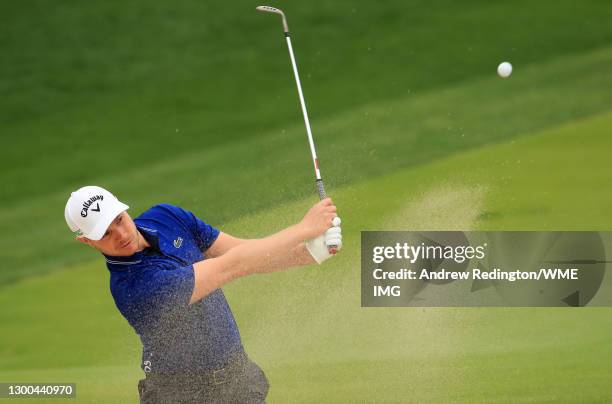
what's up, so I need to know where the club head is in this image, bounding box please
[256,5,289,33]
[256,5,283,15]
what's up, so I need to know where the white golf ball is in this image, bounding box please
[332,216,342,227]
[497,61,512,78]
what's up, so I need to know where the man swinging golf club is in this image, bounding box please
[65,185,342,403]
[65,5,342,402]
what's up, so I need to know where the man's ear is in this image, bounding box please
[76,235,93,247]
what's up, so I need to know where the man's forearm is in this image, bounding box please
[255,242,316,273]
[190,197,340,304]
[191,224,312,303]
[223,225,314,276]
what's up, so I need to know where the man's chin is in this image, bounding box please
[112,243,137,257]
[121,246,137,256]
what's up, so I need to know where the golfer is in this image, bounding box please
[64,185,342,403]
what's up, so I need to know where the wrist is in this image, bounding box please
[293,222,314,241]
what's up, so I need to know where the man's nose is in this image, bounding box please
[114,226,128,241]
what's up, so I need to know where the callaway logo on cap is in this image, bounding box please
[64,186,129,241]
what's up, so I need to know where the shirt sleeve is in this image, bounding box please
[163,205,220,251]
[191,214,220,251]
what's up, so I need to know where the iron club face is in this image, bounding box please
[256,5,289,33]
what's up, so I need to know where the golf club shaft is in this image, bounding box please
[283,26,340,254]
[284,35,327,200]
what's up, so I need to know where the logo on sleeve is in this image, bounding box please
[173,237,183,249]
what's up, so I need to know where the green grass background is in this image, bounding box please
[1,0,612,402]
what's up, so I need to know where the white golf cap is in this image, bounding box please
[64,186,129,241]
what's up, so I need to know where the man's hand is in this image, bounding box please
[306,224,342,264]
[298,198,338,239]
[304,199,342,264]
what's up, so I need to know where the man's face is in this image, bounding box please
[77,211,141,256]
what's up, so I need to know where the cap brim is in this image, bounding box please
[84,202,129,241]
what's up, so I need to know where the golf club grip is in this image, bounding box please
[315,179,327,200]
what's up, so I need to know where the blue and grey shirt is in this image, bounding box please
[105,204,242,374]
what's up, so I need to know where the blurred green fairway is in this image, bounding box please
[2,1,612,403]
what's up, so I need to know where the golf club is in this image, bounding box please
[256,5,339,254]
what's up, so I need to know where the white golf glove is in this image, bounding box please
[306,217,342,264]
